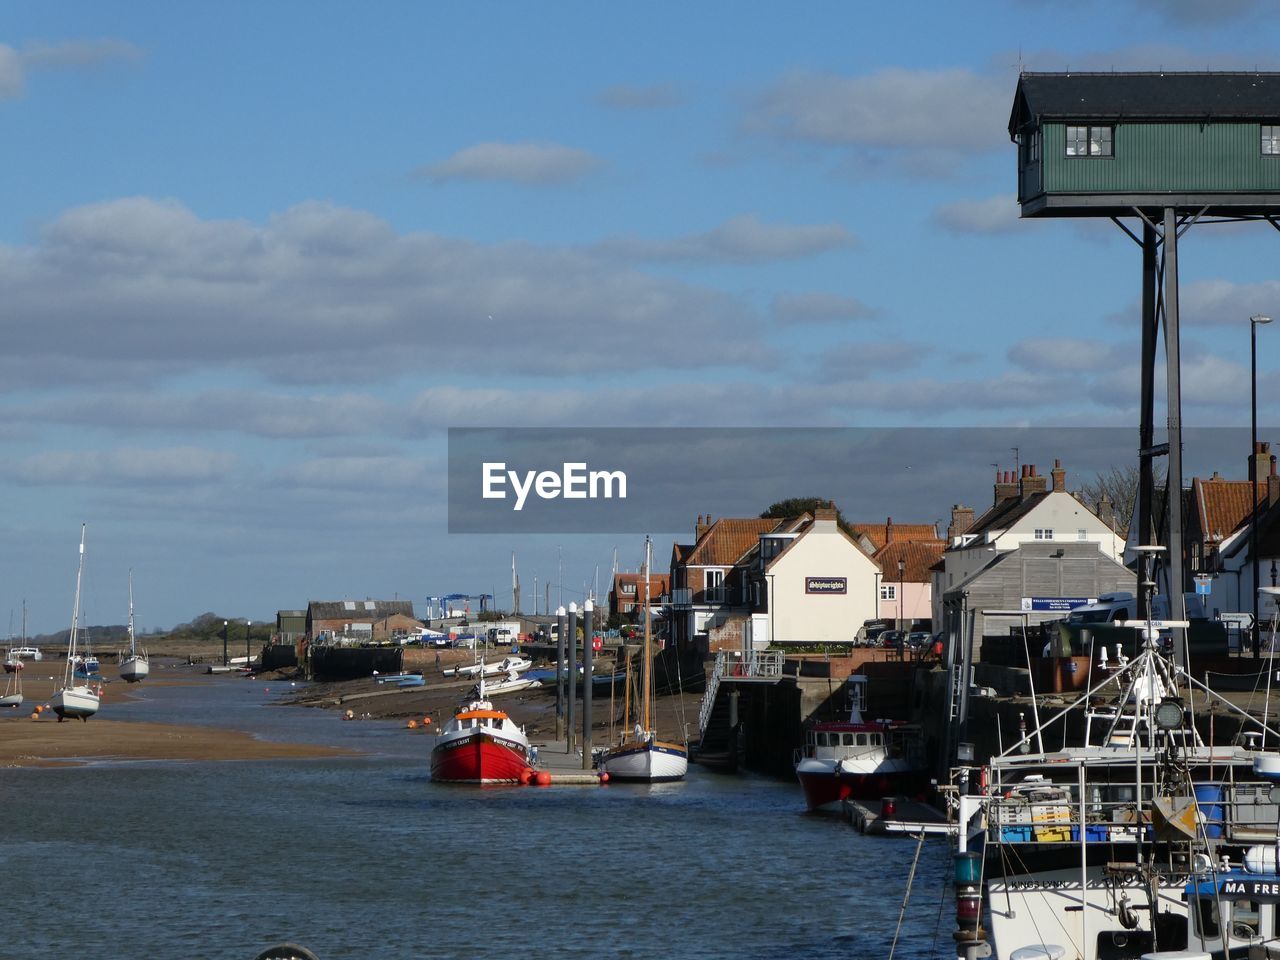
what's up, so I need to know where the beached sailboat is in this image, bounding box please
[600,538,688,783]
[1,604,28,707]
[50,525,100,722]
[118,570,149,683]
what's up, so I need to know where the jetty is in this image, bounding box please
[842,797,955,837]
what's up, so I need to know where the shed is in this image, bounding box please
[1009,71,1280,217]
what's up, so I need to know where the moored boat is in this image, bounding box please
[118,570,150,683]
[794,675,927,811]
[50,525,100,722]
[430,676,531,784]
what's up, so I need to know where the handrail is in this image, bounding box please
[698,651,727,735]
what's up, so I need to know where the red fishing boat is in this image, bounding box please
[430,677,531,784]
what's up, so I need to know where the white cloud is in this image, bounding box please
[4,446,236,486]
[1008,337,1129,374]
[771,292,879,325]
[596,83,683,110]
[0,197,769,387]
[744,68,1008,176]
[595,213,855,263]
[0,38,141,99]
[417,141,604,184]
[933,194,1030,235]
[275,455,434,491]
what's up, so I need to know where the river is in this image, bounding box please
[3,673,954,960]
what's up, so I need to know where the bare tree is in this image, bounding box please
[1078,462,1166,538]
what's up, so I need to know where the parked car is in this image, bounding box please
[907,631,931,648]
[880,630,904,649]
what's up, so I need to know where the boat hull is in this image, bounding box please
[0,693,22,707]
[119,656,150,683]
[795,758,928,812]
[601,740,688,782]
[431,731,529,784]
[50,685,100,719]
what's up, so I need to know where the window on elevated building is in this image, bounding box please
[1066,124,1112,157]
[881,584,896,601]
[1035,528,1054,540]
[1264,125,1280,155]
[706,569,724,603]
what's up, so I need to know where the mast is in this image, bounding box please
[65,524,86,687]
[643,536,652,734]
[128,568,136,657]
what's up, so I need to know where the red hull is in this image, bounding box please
[431,731,529,784]
[797,769,927,812]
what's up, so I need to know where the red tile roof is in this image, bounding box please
[849,521,938,551]
[684,517,782,566]
[1192,476,1264,544]
[873,540,946,582]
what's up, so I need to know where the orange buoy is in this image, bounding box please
[535,771,552,787]
[30,711,39,720]
[423,716,432,725]
[599,772,610,784]
[406,719,418,730]
[34,705,43,714]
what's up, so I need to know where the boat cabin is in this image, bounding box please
[1185,869,1280,956]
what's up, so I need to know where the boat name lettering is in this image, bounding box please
[1009,880,1073,890]
[482,462,627,512]
[1224,880,1280,898]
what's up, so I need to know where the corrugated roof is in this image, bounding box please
[874,540,946,583]
[848,521,938,551]
[308,599,415,621]
[1011,72,1280,135]
[684,517,782,566]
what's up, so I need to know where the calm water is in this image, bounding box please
[3,673,954,960]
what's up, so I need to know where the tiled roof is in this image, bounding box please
[1192,476,1264,544]
[874,540,947,583]
[683,518,782,566]
[848,521,938,551]
[611,572,671,597]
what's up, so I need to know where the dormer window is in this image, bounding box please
[1264,125,1280,155]
[1065,124,1112,157]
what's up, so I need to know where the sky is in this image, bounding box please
[5,0,1280,635]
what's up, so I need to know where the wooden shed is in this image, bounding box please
[1010,71,1280,217]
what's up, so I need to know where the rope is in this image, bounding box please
[888,830,926,960]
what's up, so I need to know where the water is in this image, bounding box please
[4,675,955,960]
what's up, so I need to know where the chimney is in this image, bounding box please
[1051,458,1066,493]
[1252,441,1273,489]
[994,469,1019,505]
[813,507,838,529]
[1096,493,1116,531]
[1020,464,1048,500]
[885,516,894,544]
[948,504,975,539]
[695,514,712,539]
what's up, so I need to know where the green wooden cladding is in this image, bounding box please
[1032,122,1280,196]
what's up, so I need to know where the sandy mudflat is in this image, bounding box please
[0,717,355,768]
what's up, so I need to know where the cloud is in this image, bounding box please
[596,83,683,110]
[1008,337,1129,374]
[275,455,435,491]
[743,68,1008,176]
[770,292,879,325]
[416,141,604,184]
[1129,0,1261,25]
[1009,41,1280,74]
[933,194,1031,235]
[0,38,141,99]
[4,446,236,486]
[595,213,855,263]
[1105,279,1280,329]
[816,340,931,378]
[0,197,769,387]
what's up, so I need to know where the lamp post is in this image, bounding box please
[222,620,228,666]
[1252,314,1272,658]
[246,619,252,667]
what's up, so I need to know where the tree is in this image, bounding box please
[760,497,852,533]
[1078,462,1165,538]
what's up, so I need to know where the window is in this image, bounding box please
[1066,124,1113,157]
[1022,129,1041,164]
[842,733,855,746]
[881,584,897,601]
[1035,528,1054,540]
[705,569,724,603]
[1078,529,1087,541]
[621,583,635,595]
[1264,125,1280,155]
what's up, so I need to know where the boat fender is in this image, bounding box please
[979,766,989,792]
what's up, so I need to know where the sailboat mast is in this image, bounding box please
[643,536,652,734]
[128,568,136,656]
[66,524,86,685]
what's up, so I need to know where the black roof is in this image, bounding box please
[1010,72,1280,137]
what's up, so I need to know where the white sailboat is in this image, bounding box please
[50,525,100,722]
[118,570,149,683]
[1,603,27,707]
[600,537,688,783]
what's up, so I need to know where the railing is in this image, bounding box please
[697,651,726,735]
[722,650,784,679]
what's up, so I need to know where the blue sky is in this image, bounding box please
[4,1,1280,634]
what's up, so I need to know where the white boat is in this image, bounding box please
[1,605,28,706]
[117,571,149,683]
[951,618,1280,960]
[469,670,541,698]
[443,656,532,679]
[9,646,41,661]
[50,525,100,722]
[600,538,688,783]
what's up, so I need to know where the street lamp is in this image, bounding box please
[1252,314,1272,658]
[222,620,228,666]
[897,558,906,634]
[246,619,252,667]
